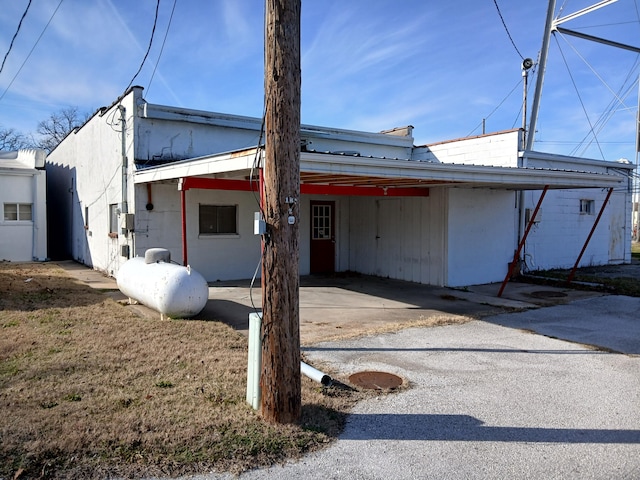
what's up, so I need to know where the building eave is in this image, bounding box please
[133,148,624,191]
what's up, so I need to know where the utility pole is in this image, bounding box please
[260,0,302,424]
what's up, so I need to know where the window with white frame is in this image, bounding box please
[3,203,32,221]
[580,199,595,215]
[199,204,238,235]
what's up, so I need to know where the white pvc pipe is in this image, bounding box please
[301,361,332,386]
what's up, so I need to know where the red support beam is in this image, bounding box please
[181,177,259,192]
[498,185,549,297]
[179,175,429,197]
[567,187,614,284]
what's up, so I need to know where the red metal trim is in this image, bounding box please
[179,175,428,197]
[498,185,549,297]
[181,177,258,192]
[567,187,614,284]
[181,187,187,266]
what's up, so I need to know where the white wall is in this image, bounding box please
[347,190,446,285]
[523,188,630,270]
[446,188,517,286]
[413,130,520,167]
[133,185,263,281]
[0,171,47,262]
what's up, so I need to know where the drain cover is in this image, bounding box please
[348,371,403,390]
[529,290,568,299]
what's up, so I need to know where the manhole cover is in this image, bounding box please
[529,290,568,299]
[348,371,403,390]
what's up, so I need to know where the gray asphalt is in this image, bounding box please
[186,295,640,480]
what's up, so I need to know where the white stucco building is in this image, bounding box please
[46,87,633,287]
[0,149,48,262]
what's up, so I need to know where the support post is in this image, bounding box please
[260,0,302,424]
[567,188,614,284]
[498,186,549,297]
[180,180,188,266]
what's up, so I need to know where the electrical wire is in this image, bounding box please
[553,33,605,159]
[0,0,64,103]
[466,77,523,136]
[145,0,177,97]
[492,0,524,60]
[0,0,33,77]
[125,0,160,92]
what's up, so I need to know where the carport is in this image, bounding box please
[133,146,626,285]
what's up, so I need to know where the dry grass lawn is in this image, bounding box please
[0,263,369,479]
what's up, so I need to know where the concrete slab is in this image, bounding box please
[56,261,606,344]
[484,295,640,355]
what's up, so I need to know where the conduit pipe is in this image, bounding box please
[301,361,332,386]
[247,312,333,409]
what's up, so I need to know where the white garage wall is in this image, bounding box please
[523,188,628,270]
[347,190,446,285]
[134,185,263,282]
[446,188,517,287]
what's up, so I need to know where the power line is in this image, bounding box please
[125,0,161,92]
[466,77,522,136]
[146,0,177,97]
[492,0,524,60]
[0,0,33,77]
[0,0,64,104]
[553,35,605,160]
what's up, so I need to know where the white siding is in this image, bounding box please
[413,130,520,167]
[0,170,47,262]
[524,188,630,270]
[134,186,263,282]
[347,191,445,285]
[446,189,517,286]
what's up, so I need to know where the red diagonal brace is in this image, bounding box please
[567,187,614,284]
[498,185,549,297]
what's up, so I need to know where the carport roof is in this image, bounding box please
[133,147,626,191]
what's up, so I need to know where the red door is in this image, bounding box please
[310,201,335,273]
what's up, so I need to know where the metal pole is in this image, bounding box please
[180,181,188,266]
[498,185,549,297]
[526,0,556,152]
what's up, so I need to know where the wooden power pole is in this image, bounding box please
[260,0,302,424]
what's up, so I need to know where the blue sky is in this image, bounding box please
[0,0,639,162]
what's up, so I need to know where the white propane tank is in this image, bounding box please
[117,249,209,318]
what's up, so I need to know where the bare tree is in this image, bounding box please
[36,106,88,152]
[0,126,33,151]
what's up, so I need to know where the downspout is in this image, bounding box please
[118,105,128,214]
[31,173,38,261]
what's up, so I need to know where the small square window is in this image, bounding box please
[580,199,595,215]
[199,205,237,235]
[19,204,32,221]
[3,203,32,221]
[4,203,17,221]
